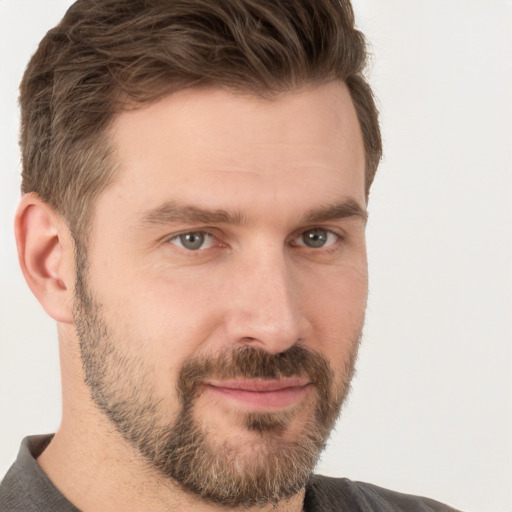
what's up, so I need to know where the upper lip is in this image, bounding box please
[205,378,310,392]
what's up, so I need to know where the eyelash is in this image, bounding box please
[290,228,341,250]
[168,231,220,251]
[166,227,344,254]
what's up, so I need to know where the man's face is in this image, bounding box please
[74,82,368,506]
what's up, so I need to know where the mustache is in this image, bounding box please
[177,344,334,403]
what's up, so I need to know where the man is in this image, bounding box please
[0,0,461,510]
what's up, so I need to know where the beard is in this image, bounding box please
[73,253,361,508]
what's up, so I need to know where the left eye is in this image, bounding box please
[169,231,216,251]
[293,228,339,249]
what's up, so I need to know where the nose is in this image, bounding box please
[224,248,311,354]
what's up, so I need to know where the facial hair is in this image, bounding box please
[73,253,361,507]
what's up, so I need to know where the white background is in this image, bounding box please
[1,1,511,511]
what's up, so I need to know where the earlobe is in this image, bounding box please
[15,193,75,324]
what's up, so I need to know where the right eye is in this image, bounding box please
[168,231,216,251]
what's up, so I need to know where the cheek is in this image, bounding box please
[302,260,368,318]
[85,264,220,388]
[301,265,367,360]
[126,283,215,357]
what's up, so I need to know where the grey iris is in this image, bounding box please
[180,232,205,250]
[302,229,328,248]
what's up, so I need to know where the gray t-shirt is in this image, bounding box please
[0,436,79,512]
[0,435,461,511]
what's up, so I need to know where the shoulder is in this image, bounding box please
[0,461,37,512]
[0,435,79,512]
[305,474,462,512]
[0,437,47,512]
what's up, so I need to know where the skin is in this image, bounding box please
[15,81,367,512]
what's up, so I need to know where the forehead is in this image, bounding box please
[101,82,365,222]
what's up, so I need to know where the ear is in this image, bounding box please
[15,193,76,324]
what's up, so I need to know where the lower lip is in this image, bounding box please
[205,384,311,411]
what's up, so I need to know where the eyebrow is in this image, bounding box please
[139,198,367,227]
[140,203,248,226]
[301,199,368,224]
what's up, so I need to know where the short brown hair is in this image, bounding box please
[20,0,382,240]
